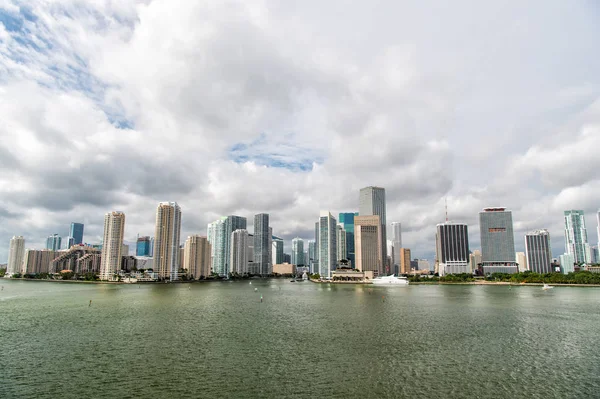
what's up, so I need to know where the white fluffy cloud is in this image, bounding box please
[1,0,600,261]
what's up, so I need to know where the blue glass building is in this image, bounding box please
[339,212,358,267]
[70,222,84,245]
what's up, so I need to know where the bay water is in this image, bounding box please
[1,279,599,398]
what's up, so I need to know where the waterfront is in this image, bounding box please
[1,280,599,398]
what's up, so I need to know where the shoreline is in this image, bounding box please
[311,280,600,287]
[4,278,600,288]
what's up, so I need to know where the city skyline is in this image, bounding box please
[1,2,600,265]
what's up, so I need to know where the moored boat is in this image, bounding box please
[371,275,409,285]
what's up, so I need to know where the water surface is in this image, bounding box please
[1,280,599,398]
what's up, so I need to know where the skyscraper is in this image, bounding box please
[479,207,518,274]
[318,211,337,279]
[516,252,528,272]
[359,187,388,273]
[292,237,305,266]
[46,234,61,251]
[184,235,211,279]
[154,202,182,281]
[7,236,25,276]
[231,229,249,275]
[525,230,553,274]
[564,210,590,264]
[597,210,600,252]
[354,215,382,276]
[70,222,84,245]
[136,236,152,256]
[308,240,316,273]
[435,222,470,276]
[313,221,319,273]
[399,248,411,274]
[339,212,358,267]
[99,212,125,281]
[254,213,270,275]
[336,225,347,262]
[469,249,482,272]
[66,236,75,248]
[391,222,402,270]
[272,237,284,265]
[207,216,247,276]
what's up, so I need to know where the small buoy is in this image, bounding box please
[260,295,263,303]
[249,282,252,285]
[254,288,258,292]
[89,300,92,307]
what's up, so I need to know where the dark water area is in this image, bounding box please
[1,279,599,398]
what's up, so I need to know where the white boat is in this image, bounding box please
[372,275,409,286]
[542,284,553,290]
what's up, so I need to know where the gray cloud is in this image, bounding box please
[1,0,600,262]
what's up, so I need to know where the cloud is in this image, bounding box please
[1,0,600,261]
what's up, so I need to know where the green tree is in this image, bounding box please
[0,268,6,277]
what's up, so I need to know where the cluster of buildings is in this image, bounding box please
[4,186,600,281]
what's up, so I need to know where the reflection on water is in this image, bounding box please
[1,280,599,398]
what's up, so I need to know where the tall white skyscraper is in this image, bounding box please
[99,212,125,281]
[7,236,25,276]
[184,235,211,279]
[231,229,249,275]
[154,202,182,281]
[254,213,270,275]
[292,237,305,266]
[359,186,388,273]
[564,210,590,264]
[318,211,337,278]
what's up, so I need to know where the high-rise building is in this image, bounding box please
[292,237,305,266]
[7,236,25,276]
[391,222,402,270]
[268,227,273,271]
[272,237,284,265]
[516,252,528,272]
[153,202,182,281]
[313,222,319,273]
[254,213,270,275]
[70,222,84,245]
[479,207,518,274]
[591,246,600,264]
[399,248,411,274]
[318,211,337,279]
[597,210,600,252]
[99,211,125,281]
[231,229,249,275]
[559,253,575,274]
[435,222,470,276]
[354,215,382,276]
[183,235,211,279]
[207,216,247,276]
[66,236,75,248]
[339,212,358,267]
[336,224,347,263]
[308,240,316,273]
[525,230,553,274]
[136,236,152,256]
[22,249,59,274]
[564,210,591,264]
[207,217,226,274]
[469,250,482,272]
[359,186,388,273]
[46,234,61,251]
[149,237,155,257]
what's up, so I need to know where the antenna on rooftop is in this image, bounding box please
[445,197,448,222]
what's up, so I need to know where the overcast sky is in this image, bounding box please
[1,0,600,262]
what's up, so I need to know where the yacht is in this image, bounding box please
[542,284,553,290]
[372,275,409,286]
